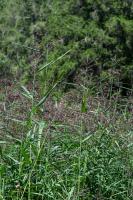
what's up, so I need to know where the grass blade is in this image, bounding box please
[38,50,71,72]
[36,82,59,107]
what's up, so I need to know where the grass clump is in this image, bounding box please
[0,123,133,200]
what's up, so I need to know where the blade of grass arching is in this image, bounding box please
[36,82,59,107]
[21,86,33,100]
[38,50,71,72]
[36,69,66,108]
[82,135,92,143]
[6,155,20,165]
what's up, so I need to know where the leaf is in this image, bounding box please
[38,50,71,72]
[36,82,59,107]
[21,86,33,100]
[82,135,92,143]
[6,155,20,164]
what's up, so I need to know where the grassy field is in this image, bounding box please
[0,1,133,199]
[0,77,133,200]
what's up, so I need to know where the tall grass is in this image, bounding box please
[0,123,133,199]
[0,53,133,199]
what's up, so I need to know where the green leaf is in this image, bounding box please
[36,82,59,107]
[21,86,33,100]
[38,50,71,72]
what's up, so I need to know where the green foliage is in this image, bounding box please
[0,0,133,93]
[0,2,133,199]
[0,125,133,199]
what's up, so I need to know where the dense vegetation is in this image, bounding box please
[0,0,133,199]
[1,124,133,199]
[0,0,133,95]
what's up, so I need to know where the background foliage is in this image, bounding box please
[0,0,133,95]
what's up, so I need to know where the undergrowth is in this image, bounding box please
[0,52,132,200]
[0,121,133,199]
[0,83,133,200]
